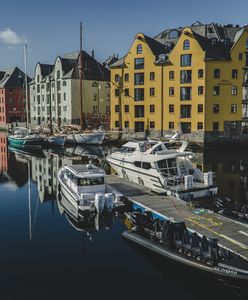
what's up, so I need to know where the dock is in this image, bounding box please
[105,175,248,261]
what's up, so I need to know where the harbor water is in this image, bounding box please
[0,132,247,299]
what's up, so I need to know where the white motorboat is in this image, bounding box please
[106,140,218,201]
[58,162,122,213]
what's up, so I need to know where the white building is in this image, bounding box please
[29,51,111,128]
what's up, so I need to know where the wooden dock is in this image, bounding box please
[106,175,248,261]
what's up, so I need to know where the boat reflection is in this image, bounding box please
[57,191,117,241]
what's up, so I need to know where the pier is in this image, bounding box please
[106,175,248,261]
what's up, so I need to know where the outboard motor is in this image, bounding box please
[95,193,105,214]
[104,193,114,212]
[203,172,213,186]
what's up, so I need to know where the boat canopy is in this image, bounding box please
[65,164,105,178]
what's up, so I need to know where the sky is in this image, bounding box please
[0,0,248,76]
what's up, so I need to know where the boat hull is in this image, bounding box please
[122,230,248,288]
[8,136,44,149]
[47,135,66,146]
[66,131,105,145]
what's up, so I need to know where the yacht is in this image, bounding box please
[58,162,123,214]
[106,140,218,201]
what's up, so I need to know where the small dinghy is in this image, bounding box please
[58,161,123,214]
[123,211,248,288]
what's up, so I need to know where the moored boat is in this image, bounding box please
[123,211,248,288]
[58,161,123,214]
[8,128,44,149]
[107,139,218,201]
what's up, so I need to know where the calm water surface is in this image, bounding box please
[0,132,247,299]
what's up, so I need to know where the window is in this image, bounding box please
[115,105,120,112]
[169,122,174,129]
[157,158,178,176]
[134,88,144,101]
[150,105,155,113]
[169,87,174,96]
[124,89,129,97]
[57,81,61,91]
[106,83,110,88]
[239,53,243,61]
[198,69,204,78]
[124,73,129,82]
[213,122,219,131]
[180,54,192,67]
[232,69,238,79]
[230,121,238,132]
[57,70,60,79]
[115,89,120,97]
[106,106,110,113]
[64,93,66,101]
[135,121,144,132]
[93,93,97,101]
[169,71,174,80]
[180,87,192,100]
[181,122,191,133]
[92,81,98,87]
[246,38,248,50]
[213,86,220,95]
[211,38,218,46]
[214,69,220,78]
[168,30,179,39]
[198,104,203,113]
[224,38,230,46]
[169,104,174,113]
[124,121,129,128]
[137,44,143,54]
[134,73,144,85]
[197,122,203,130]
[115,74,120,83]
[180,105,191,118]
[213,104,220,113]
[135,105,144,118]
[150,88,155,96]
[37,75,40,83]
[124,105,129,113]
[134,58,144,69]
[63,81,66,86]
[231,86,237,95]
[150,121,155,129]
[231,104,237,113]
[115,121,120,128]
[198,86,204,95]
[180,70,192,83]
[150,72,155,81]
[183,39,190,50]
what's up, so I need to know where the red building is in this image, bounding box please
[0,67,31,125]
[0,132,7,172]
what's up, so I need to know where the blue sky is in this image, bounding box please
[0,0,248,76]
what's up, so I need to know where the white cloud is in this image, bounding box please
[0,28,27,45]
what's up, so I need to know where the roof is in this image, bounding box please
[0,67,31,89]
[65,164,105,178]
[39,63,54,77]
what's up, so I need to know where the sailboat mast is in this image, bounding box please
[79,22,84,131]
[24,44,29,127]
[49,73,53,136]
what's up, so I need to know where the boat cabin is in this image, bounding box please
[64,163,105,197]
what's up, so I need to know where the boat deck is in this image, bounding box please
[105,175,248,260]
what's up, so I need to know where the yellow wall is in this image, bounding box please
[110,33,162,131]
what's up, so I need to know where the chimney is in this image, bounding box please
[91,49,95,58]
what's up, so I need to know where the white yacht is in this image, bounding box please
[58,162,122,214]
[106,140,218,201]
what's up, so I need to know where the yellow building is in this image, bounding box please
[110,22,248,144]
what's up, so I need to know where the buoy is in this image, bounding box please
[95,193,105,214]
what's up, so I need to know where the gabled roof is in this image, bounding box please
[0,67,31,88]
[142,34,169,56]
[39,63,54,77]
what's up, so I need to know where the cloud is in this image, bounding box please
[0,28,27,45]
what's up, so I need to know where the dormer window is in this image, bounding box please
[137,44,143,54]
[183,40,190,50]
[224,38,230,46]
[168,30,179,39]
[214,69,220,78]
[211,38,218,46]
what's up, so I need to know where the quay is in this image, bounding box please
[105,175,248,261]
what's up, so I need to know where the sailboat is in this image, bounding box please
[8,45,44,149]
[66,23,105,145]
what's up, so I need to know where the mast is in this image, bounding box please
[28,159,32,240]
[49,74,53,136]
[24,44,29,127]
[79,22,84,131]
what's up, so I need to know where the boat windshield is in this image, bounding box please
[157,158,178,176]
[77,177,104,186]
